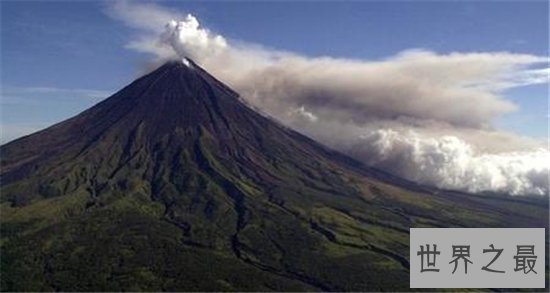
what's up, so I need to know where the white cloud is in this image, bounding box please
[355,129,549,195]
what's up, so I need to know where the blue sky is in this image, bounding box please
[1,0,548,143]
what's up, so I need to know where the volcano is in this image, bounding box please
[1,59,547,291]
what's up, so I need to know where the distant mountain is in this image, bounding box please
[1,59,547,291]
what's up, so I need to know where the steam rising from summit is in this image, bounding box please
[161,16,227,61]
[108,1,549,196]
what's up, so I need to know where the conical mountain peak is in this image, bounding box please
[155,58,196,74]
[136,58,239,105]
[162,57,194,69]
[2,55,546,292]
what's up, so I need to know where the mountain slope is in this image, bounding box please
[1,60,547,291]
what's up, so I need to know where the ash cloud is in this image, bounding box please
[108,1,549,196]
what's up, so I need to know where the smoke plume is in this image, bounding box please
[108,1,549,196]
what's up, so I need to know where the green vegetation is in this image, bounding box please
[1,61,547,291]
[2,132,547,291]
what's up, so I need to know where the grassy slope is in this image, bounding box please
[1,128,547,291]
[0,61,547,292]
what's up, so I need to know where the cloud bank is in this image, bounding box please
[107,1,549,196]
[354,129,548,195]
